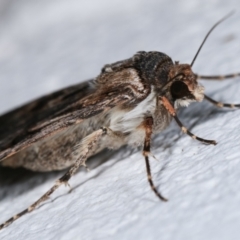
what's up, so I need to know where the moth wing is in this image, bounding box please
[0,81,91,160]
[0,68,149,161]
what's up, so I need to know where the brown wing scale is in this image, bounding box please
[0,65,150,162]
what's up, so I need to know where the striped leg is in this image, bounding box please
[204,94,240,108]
[196,73,240,80]
[0,127,109,230]
[143,117,167,201]
[161,96,217,145]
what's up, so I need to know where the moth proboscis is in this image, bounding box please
[0,13,239,230]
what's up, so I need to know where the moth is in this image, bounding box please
[0,13,239,230]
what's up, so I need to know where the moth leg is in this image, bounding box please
[204,94,240,108]
[143,117,168,201]
[196,73,240,80]
[161,96,216,145]
[0,127,111,230]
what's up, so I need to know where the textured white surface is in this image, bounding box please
[0,0,240,240]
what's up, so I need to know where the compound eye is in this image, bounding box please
[170,81,190,100]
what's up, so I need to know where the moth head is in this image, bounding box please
[168,63,204,108]
[166,13,233,108]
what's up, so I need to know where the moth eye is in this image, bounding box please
[170,81,190,100]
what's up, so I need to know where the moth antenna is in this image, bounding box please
[196,73,240,80]
[190,11,234,67]
[204,94,240,108]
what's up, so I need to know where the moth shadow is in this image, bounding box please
[0,147,131,202]
[54,146,135,199]
[0,166,62,202]
[180,82,240,124]
[180,102,232,122]
[149,100,235,180]
[151,101,225,151]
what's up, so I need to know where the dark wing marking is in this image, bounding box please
[0,81,93,160]
[0,67,150,161]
